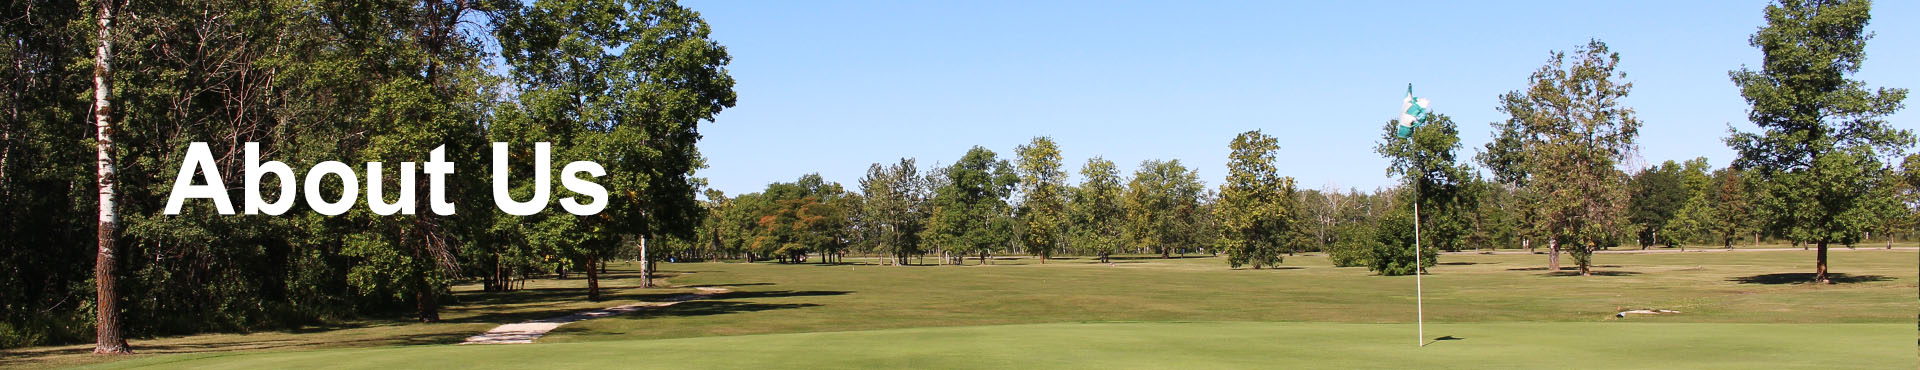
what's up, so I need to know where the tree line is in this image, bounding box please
[656,0,1917,284]
[2,0,732,350]
[0,0,1911,355]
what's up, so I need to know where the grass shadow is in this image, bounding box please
[1730,273,1893,285]
[1507,265,1622,271]
[1107,255,1217,261]
[1544,270,1642,277]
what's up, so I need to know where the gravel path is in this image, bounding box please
[461,287,731,345]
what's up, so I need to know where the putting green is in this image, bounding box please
[85,321,1912,369]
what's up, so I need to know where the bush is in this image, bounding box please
[1326,223,1373,267]
[1366,208,1436,276]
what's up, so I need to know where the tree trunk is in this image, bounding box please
[586,255,601,300]
[415,287,440,322]
[638,235,653,288]
[1577,242,1591,277]
[91,0,129,354]
[1546,239,1560,272]
[1814,240,1829,284]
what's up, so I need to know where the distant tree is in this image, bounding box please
[1705,167,1759,248]
[1326,222,1374,268]
[1491,40,1642,276]
[1069,158,1128,263]
[750,175,852,264]
[1015,137,1068,263]
[1628,161,1687,248]
[1889,155,1920,248]
[1727,0,1912,283]
[1124,160,1206,258]
[858,158,930,265]
[1215,130,1294,269]
[926,147,1018,265]
[1661,158,1714,250]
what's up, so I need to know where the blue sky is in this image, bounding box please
[682,1,1919,197]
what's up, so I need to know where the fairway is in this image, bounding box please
[78,322,1914,369]
[13,249,1915,369]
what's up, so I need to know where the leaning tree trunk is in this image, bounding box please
[91,0,129,355]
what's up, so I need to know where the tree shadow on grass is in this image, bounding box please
[0,331,473,367]
[1107,255,1217,261]
[1730,273,1893,285]
[616,300,821,321]
[1506,265,1621,271]
[677,282,774,289]
[1543,270,1641,277]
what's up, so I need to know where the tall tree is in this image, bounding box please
[1014,137,1067,263]
[497,0,736,294]
[1661,158,1714,250]
[1215,130,1293,269]
[1123,160,1205,258]
[90,0,130,355]
[1376,113,1477,255]
[1492,40,1641,276]
[858,158,929,265]
[925,147,1017,265]
[1069,157,1127,263]
[1727,0,1911,283]
[1706,167,1759,248]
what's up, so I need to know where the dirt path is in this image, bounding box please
[461,287,731,345]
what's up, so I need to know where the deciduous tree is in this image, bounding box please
[1727,0,1911,283]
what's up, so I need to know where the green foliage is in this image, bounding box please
[1491,40,1641,276]
[0,0,736,345]
[1325,222,1374,268]
[1014,137,1068,261]
[1726,0,1911,272]
[1123,160,1206,258]
[1068,158,1128,262]
[856,159,930,264]
[1660,158,1714,248]
[1376,114,1478,252]
[1365,207,1435,276]
[926,147,1018,264]
[496,0,737,295]
[1215,130,1294,269]
[1629,161,1687,247]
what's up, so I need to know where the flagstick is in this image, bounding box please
[1415,197,1424,347]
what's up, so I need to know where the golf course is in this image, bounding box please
[5,0,1919,368]
[6,247,1913,369]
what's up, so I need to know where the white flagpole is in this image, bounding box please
[1415,198,1424,347]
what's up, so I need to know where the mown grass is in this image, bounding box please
[84,322,1914,369]
[7,249,1915,369]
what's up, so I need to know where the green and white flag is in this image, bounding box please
[1396,84,1432,138]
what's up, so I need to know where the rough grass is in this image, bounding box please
[7,249,1915,369]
